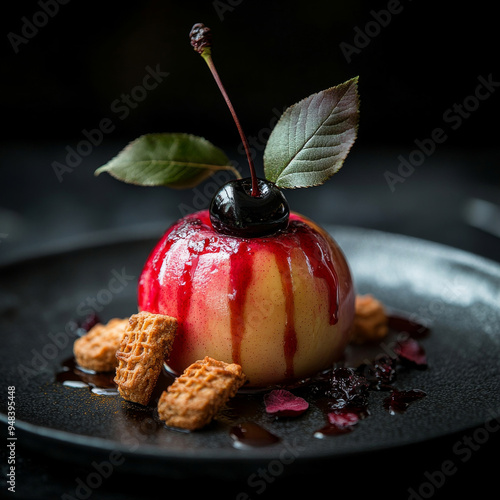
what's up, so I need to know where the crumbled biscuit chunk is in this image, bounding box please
[157,356,246,430]
[73,318,128,372]
[114,311,177,406]
[351,294,389,344]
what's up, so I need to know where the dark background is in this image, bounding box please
[1,1,499,498]
[1,0,499,263]
[4,0,498,146]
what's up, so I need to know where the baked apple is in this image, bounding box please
[138,203,354,387]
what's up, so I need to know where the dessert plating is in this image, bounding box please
[68,22,396,431]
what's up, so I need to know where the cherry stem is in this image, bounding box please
[189,22,260,197]
[202,53,260,197]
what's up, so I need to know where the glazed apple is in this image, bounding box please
[96,23,359,388]
[138,183,354,386]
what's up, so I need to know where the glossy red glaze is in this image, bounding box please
[138,210,354,387]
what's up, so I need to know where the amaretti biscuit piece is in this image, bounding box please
[114,311,177,405]
[158,356,246,430]
[351,294,389,344]
[73,318,129,372]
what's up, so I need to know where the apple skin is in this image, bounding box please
[138,210,354,387]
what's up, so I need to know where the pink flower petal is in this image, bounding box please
[264,389,309,417]
[395,338,427,367]
[315,410,360,436]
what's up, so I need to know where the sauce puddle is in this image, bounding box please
[56,358,118,396]
[229,422,281,448]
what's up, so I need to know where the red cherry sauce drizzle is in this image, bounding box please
[139,211,339,381]
[274,245,297,379]
[229,241,253,365]
[140,216,223,358]
[175,250,201,359]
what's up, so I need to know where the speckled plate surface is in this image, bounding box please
[1,225,500,479]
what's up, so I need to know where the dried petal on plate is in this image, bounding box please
[314,410,360,437]
[264,389,309,417]
[395,338,428,367]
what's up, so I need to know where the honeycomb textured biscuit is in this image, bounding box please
[351,294,389,344]
[158,356,247,430]
[114,311,177,406]
[73,318,129,372]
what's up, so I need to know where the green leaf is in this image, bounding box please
[263,77,359,189]
[95,133,240,189]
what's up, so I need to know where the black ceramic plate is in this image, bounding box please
[1,225,500,479]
